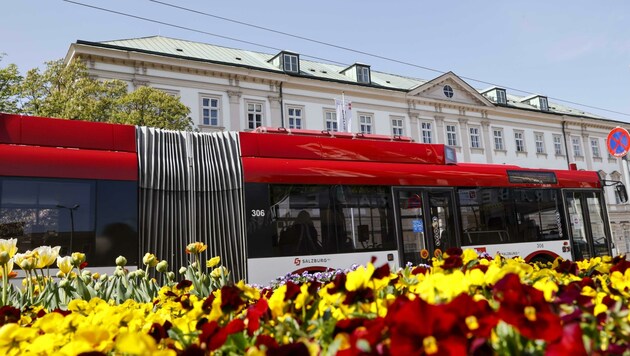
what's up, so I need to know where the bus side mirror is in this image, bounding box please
[616,184,628,203]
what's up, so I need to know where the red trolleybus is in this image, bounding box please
[0,114,625,284]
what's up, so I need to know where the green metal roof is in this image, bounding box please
[81,36,605,120]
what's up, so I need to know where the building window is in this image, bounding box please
[539,97,549,111]
[421,122,432,143]
[496,89,507,105]
[571,136,582,157]
[247,102,264,130]
[591,138,601,158]
[534,132,545,154]
[357,66,370,83]
[443,85,454,98]
[287,106,303,129]
[201,96,220,126]
[325,111,338,132]
[493,129,504,150]
[514,130,525,152]
[469,127,481,148]
[283,54,299,73]
[553,134,564,155]
[359,114,373,134]
[391,118,404,136]
[446,124,458,146]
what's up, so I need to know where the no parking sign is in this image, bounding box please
[607,127,630,158]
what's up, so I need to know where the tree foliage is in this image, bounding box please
[0,57,193,130]
[0,55,22,114]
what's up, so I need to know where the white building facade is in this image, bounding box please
[65,36,630,255]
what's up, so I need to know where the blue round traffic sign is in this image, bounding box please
[607,127,630,157]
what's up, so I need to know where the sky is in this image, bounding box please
[2,0,630,122]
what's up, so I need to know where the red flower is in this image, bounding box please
[545,322,587,356]
[220,285,245,312]
[386,296,467,355]
[255,334,279,349]
[198,319,245,351]
[149,320,172,343]
[554,260,578,275]
[441,255,463,270]
[0,306,20,326]
[334,317,387,355]
[246,298,269,336]
[372,263,391,279]
[445,293,498,339]
[493,274,562,342]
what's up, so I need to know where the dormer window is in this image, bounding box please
[539,96,549,111]
[519,94,550,111]
[496,89,507,105]
[268,50,300,73]
[357,66,370,84]
[480,87,507,105]
[283,53,299,73]
[341,63,371,84]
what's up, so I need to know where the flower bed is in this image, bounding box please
[0,240,629,355]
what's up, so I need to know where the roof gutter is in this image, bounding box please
[280,82,284,128]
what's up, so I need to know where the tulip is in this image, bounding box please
[156,260,168,273]
[57,256,73,275]
[0,239,18,259]
[206,256,221,268]
[143,253,158,268]
[33,246,61,269]
[116,256,127,267]
[186,242,207,254]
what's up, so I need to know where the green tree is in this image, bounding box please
[13,58,192,130]
[0,55,22,113]
[114,85,193,130]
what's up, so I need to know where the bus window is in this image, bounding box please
[459,188,510,246]
[270,185,327,256]
[397,190,427,265]
[336,186,396,252]
[0,177,139,266]
[512,189,565,243]
[586,192,608,257]
[460,188,566,247]
[252,184,396,258]
[565,192,590,260]
[0,178,95,257]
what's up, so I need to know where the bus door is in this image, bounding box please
[394,188,458,265]
[564,190,611,259]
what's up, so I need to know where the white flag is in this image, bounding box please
[335,99,353,133]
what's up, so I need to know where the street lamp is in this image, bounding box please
[56,204,79,253]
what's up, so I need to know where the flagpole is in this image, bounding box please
[341,92,346,132]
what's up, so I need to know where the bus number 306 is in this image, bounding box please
[251,210,265,217]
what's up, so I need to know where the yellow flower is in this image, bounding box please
[75,326,111,350]
[345,264,374,292]
[211,266,228,278]
[142,253,158,268]
[57,256,73,275]
[71,252,86,266]
[462,249,480,265]
[186,242,207,254]
[33,246,61,269]
[206,256,220,268]
[0,323,39,355]
[0,239,18,259]
[268,285,287,319]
